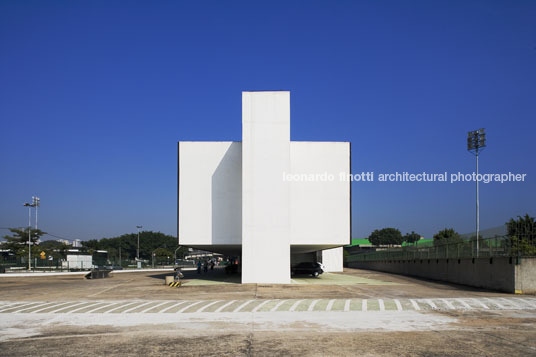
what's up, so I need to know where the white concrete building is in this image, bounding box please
[178,91,350,284]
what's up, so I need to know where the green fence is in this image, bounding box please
[347,235,536,263]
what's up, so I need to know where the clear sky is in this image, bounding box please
[1,1,535,241]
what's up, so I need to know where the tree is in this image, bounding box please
[82,231,187,261]
[506,214,536,255]
[404,231,421,245]
[368,228,403,246]
[2,228,46,257]
[433,228,463,246]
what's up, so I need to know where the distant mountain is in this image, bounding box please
[460,225,507,239]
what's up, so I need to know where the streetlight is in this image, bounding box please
[23,201,36,271]
[174,246,182,264]
[467,128,486,257]
[136,225,143,260]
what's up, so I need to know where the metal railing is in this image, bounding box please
[347,235,536,263]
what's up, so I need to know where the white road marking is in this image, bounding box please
[410,299,420,310]
[233,300,254,313]
[394,299,403,311]
[140,301,171,313]
[307,300,319,312]
[470,298,489,309]
[289,300,304,312]
[425,299,437,309]
[362,299,367,312]
[159,301,189,313]
[214,300,236,313]
[0,302,41,313]
[499,298,521,309]
[270,300,288,312]
[252,300,271,313]
[105,301,139,314]
[0,302,26,311]
[441,299,455,310]
[33,302,73,313]
[178,301,204,313]
[344,299,351,312]
[49,302,88,313]
[326,299,336,312]
[485,298,505,309]
[378,299,385,311]
[13,302,55,313]
[87,280,133,297]
[68,302,102,314]
[123,301,154,313]
[455,298,472,309]
[518,298,536,309]
[197,300,222,313]
[86,302,115,313]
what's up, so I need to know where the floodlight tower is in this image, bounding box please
[23,201,36,270]
[467,129,486,257]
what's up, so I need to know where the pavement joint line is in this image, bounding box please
[394,299,403,311]
[178,301,204,313]
[140,301,171,313]
[197,300,222,313]
[410,299,420,310]
[214,300,236,313]
[289,300,304,312]
[13,302,56,314]
[441,299,455,310]
[362,299,367,312]
[378,299,385,311]
[33,302,73,314]
[424,299,438,309]
[68,302,102,314]
[307,300,319,312]
[233,300,254,313]
[485,298,505,309]
[105,301,139,314]
[252,300,271,313]
[87,280,133,298]
[122,301,154,314]
[159,301,189,313]
[86,302,116,313]
[499,297,521,309]
[48,302,88,314]
[455,298,472,309]
[270,300,287,312]
[470,298,489,309]
[344,299,351,312]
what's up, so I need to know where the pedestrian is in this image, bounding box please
[197,260,202,274]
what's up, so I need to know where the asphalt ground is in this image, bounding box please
[1,268,535,356]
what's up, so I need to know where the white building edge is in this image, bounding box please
[178,91,351,284]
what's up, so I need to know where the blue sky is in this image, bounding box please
[1,1,535,241]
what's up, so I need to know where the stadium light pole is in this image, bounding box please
[467,128,486,257]
[23,201,36,271]
[136,225,143,260]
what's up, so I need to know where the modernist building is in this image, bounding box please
[178,91,350,284]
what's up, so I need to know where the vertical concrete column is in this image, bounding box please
[241,91,291,284]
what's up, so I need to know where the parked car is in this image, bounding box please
[291,262,324,277]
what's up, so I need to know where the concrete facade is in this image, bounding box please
[178,91,350,283]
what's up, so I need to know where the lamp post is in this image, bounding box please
[136,225,143,261]
[467,129,486,257]
[174,246,182,264]
[23,201,36,271]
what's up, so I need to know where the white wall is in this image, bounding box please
[322,247,344,272]
[290,142,350,245]
[178,141,242,246]
[241,91,291,284]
